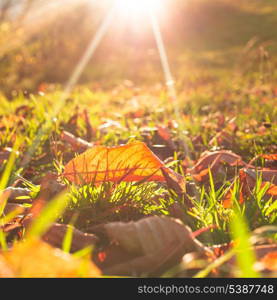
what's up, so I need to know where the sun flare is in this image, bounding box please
[115,0,163,19]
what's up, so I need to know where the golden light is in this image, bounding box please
[115,0,163,19]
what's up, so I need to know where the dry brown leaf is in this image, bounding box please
[0,150,11,163]
[63,141,182,185]
[3,203,27,215]
[37,173,66,203]
[157,125,171,141]
[161,168,192,207]
[0,148,20,165]
[91,215,206,276]
[82,109,95,141]
[222,168,277,208]
[161,167,186,194]
[43,223,99,252]
[209,131,235,148]
[3,187,31,202]
[243,168,277,185]
[190,150,245,182]
[61,130,93,151]
[2,239,101,278]
[254,244,277,259]
[157,125,177,152]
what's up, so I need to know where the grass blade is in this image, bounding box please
[230,211,260,278]
[27,189,69,239]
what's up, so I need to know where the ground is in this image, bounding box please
[0,0,276,278]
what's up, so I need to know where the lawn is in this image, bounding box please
[0,0,276,278]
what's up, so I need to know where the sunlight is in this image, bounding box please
[115,0,163,19]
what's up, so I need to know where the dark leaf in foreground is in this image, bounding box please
[91,215,206,276]
[43,223,98,253]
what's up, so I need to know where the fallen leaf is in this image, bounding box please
[222,189,244,208]
[2,239,101,278]
[0,148,19,164]
[168,201,186,220]
[222,168,277,208]
[167,120,178,129]
[98,120,123,134]
[157,125,176,151]
[63,141,182,185]
[91,215,206,276]
[214,244,277,276]
[0,256,15,277]
[243,168,277,185]
[254,244,277,259]
[43,223,98,252]
[266,184,277,196]
[190,150,245,182]
[61,130,93,151]
[161,167,186,194]
[3,187,31,201]
[157,125,171,141]
[209,131,235,148]
[3,203,27,215]
[0,150,11,163]
[82,109,95,141]
[161,168,192,207]
[261,154,277,161]
[210,242,233,258]
[260,252,277,271]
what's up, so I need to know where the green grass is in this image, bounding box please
[0,0,276,278]
[0,74,276,277]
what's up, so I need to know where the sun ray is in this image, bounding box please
[149,10,199,202]
[19,5,116,170]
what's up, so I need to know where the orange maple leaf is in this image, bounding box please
[63,141,182,185]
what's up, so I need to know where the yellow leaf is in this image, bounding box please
[63,141,175,184]
[2,239,101,278]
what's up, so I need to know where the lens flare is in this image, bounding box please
[115,0,163,18]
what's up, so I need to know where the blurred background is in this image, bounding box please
[0,0,277,97]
